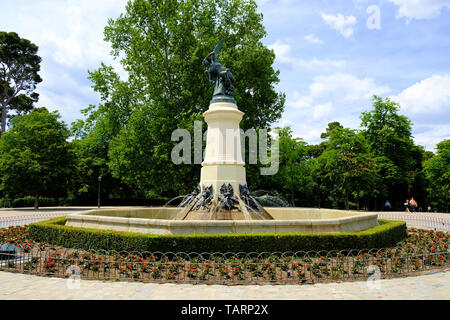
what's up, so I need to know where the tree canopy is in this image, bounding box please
[77,0,285,198]
[423,139,450,211]
[0,108,74,208]
[0,31,42,136]
[360,95,419,207]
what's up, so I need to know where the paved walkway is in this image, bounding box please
[376,211,450,232]
[0,206,148,217]
[0,207,448,300]
[0,207,146,228]
[0,270,449,300]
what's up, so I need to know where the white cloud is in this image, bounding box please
[389,0,450,22]
[284,74,449,150]
[268,40,346,70]
[278,73,391,147]
[269,40,291,59]
[279,118,294,127]
[289,73,391,108]
[11,0,128,70]
[304,34,324,44]
[313,102,333,120]
[293,124,323,142]
[321,13,357,38]
[413,124,450,152]
[390,74,450,149]
[391,74,450,115]
[0,0,129,126]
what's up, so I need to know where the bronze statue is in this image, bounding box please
[219,183,239,211]
[203,40,236,103]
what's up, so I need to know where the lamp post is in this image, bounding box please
[98,175,102,208]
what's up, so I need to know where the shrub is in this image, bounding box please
[0,198,12,208]
[28,217,407,253]
[0,196,57,208]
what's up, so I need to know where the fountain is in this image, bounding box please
[175,41,272,221]
[66,41,378,234]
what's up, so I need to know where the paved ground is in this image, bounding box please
[0,206,147,218]
[0,207,146,228]
[0,207,448,300]
[0,270,448,300]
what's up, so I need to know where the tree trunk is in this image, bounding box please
[291,188,295,207]
[34,194,39,209]
[356,188,360,210]
[0,101,6,137]
[345,192,349,210]
[290,171,295,206]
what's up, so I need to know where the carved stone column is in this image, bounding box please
[200,101,246,197]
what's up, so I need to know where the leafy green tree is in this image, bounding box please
[360,95,417,208]
[306,121,343,160]
[80,0,284,197]
[0,108,75,208]
[320,121,343,139]
[0,31,42,136]
[107,106,200,198]
[70,119,138,205]
[267,127,313,205]
[317,127,379,210]
[423,139,450,212]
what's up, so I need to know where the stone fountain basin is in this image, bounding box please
[65,207,378,235]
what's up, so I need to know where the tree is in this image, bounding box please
[0,31,42,136]
[267,127,312,206]
[80,0,285,197]
[305,121,343,160]
[360,95,416,208]
[320,121,343,139]
[0,108,74,208]
[317,127,379,210]
[423,139,450,212]
[70,120,138,206]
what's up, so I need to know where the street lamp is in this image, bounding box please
[98,175,102,208]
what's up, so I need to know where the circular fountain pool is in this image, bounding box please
[65,207,378,235]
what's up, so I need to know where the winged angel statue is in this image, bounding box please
[203,40,236,103]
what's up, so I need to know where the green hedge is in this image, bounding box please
[28,217,407,253]
[0,196,61,208]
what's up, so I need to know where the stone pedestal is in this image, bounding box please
[175,101,273,221]
[200,101,246,195]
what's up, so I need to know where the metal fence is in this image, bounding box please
[0,214,66,228]
[0,245,448,284]
[377,213,450,232]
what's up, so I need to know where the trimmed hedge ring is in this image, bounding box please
[28,217,407,253]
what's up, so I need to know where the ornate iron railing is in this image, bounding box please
[0,212,448,284]
[1,244,448,284]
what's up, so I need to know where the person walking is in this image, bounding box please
[409,197,418,212]
[404,199,410,212]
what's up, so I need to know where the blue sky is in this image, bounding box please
[1,0,449,151]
